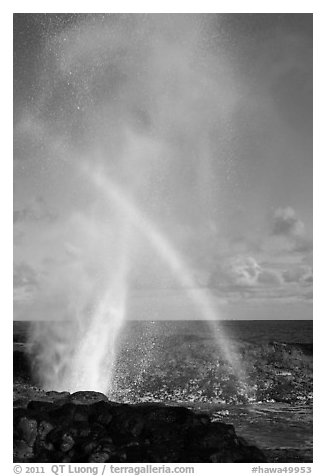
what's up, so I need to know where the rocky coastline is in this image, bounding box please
[13,324,312,464]
[14,390,266,463]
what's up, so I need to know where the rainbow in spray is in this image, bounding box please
[22,14,248,396]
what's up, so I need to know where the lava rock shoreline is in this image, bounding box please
[14,390,266,463]
[14,338,313,406]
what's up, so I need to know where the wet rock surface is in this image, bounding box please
[14,391,266,463]
[112,339,313,405]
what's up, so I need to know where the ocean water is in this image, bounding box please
[119,319,313,344]
[13,319,313,344]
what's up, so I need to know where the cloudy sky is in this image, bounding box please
[13,13,312,320]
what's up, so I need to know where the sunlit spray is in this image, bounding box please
[23,14,247,395]
[89,167,247,389]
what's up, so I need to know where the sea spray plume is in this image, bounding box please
[88,166,247,388]
[60,239,130,393]
[28,214,132,393]
[22,14,246,395]
[30,159,247,394]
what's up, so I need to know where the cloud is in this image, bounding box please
[227,256,261,287]
[209,255,283,291]
[282,265,313,284]
[257,269,283,285]
[262,206,312,257]
[272,206,305,237]
[207,251,314,303]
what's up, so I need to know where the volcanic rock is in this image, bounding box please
[13,391,266,463]
[17,416,38,446]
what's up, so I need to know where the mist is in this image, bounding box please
[13,14,312,393]
[14,14,244,393]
